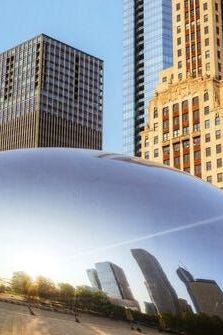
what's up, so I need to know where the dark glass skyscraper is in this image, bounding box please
[0,34,103,150]
[132,249,180,314]
[123,0,173,156]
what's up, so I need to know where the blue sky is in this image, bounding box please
[0,0,123,153]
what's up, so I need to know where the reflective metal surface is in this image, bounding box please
[0,148,222,316]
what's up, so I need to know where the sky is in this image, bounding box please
[0,0,123,153]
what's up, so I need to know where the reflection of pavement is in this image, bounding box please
[0,301,161,334]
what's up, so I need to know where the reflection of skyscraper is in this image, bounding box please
[95,262,134,300]
[177,267,223,319]
[177,267,194,284]
[86,269,102,291]
[131,249,180,314]
[144,301,157,315]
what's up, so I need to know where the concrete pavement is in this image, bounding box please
[0,301,161,335]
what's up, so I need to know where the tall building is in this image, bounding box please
[141,0,223,188]
[177,266,194,283]
[177,267,223,319]
[95,262,134,300]
[131,249,180,314]
[123,0,173,156]
[86,268,102,291]
[0,34,103,151]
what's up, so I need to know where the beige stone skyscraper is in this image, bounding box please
[141,0,223,188]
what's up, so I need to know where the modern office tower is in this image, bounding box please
[141,0,223,188]
[95,262,134,300]
[177,267,223,319]
[131,249,180,314]
[0,34,103,151]
[86,268,102,291]
[123,0,173,156]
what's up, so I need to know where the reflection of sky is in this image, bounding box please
[0,149,223,310]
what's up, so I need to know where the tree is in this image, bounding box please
[11,271,32,295]
[35,276,57,300]
[58,283,75,304]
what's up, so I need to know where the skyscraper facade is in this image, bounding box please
[0,34,103,151]
[123,0,173,156]
[177,267,223,319]
[95,262,134,300]
[141,0,223,188]
[86,268,102,291]
[131,249,180,314]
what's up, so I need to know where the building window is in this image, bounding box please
[163,107,169,117]
[154,149,159,158]
[205,133,210,142]
[177,26,181,34]
[144,137,149,147]
[215,3,219,11]
[163,146,170,155]
[205,39,209,46]
[205,119,210,129]
[217,39,220,47]
[163,120,169,130]
[154,136,158,144]
[203,3,208,10]
[215,116,220,125]
[194,165,201,175]
[176,3,180,10]
[204,26,209,34]
[162,76,167,82]
[204,106,209,114]
[164,160,170,166]
[216,129,221,140]
[216,14,219,22]
[178,61,182,69]
[177,14,181,22]
[193,137,200,146]
[194,151,201,160]
[145,151,150,159]
[153,107,158,118]
[183,140,190,148]
[207,176,212,183]
[217,158,222,168]
[178,73,183,80]
[206,147,211,157]
[163,133,169,141]
[173,142,180,152]
[154,123,158,131]
[192,96,199,105]
[183,127,189,135]
[206,63,210,71]
[178,49,182,57]
[204,14,208,22]
[216,144,222,154]
[206,161,212,171]
[174,157,180,166]
[193,123,200,132]
[173,129,180,138]
[182,100,188,110]
[177,37,181,45]
[217,173,223,183]
[216,26,220,35]
[204,91,209,101]
[205,50,210,59]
